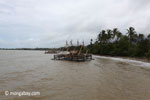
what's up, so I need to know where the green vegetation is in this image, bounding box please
[87,27,150,59]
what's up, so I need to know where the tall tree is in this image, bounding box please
[107,29,113,42]
[112,28,118,39]
[147,34,150,40]
[127,27,137,43]
[138,34,144,41]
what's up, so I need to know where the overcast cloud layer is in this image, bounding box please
[0,0,150,48]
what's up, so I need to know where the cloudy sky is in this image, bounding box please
[0,0,150,48]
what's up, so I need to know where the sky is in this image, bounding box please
[0,0,150,48]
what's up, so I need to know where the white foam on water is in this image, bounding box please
[94,56,150,68]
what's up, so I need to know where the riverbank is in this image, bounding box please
[121,56,150,63]
[94,55,150,68]
[94,54,150,63]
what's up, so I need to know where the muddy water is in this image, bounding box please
[0,50,150,100]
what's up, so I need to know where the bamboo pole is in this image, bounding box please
[85,49,88,56]
[78,45,83,56]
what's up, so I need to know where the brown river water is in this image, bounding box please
[0,50,150,100]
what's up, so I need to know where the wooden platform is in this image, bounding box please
[53,54,92,61]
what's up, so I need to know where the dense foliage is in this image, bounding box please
[87,27,150,59]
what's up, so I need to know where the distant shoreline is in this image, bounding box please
[0,48,58,50]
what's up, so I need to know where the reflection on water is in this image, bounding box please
[0,50,150,100]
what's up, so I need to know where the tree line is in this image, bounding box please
[87,27,150,58]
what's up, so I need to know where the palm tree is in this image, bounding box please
[97,32,102,43]
[138,34,144,41]
[147,34,150,40]
[112,28,118,39]
[127,27,135,36]
[101,30,107,43]
[90,39,93,45]
[98,30,107,43]
[112,28,122,41]
[107,29,113,43]
[116,32,122,41]
[127,27,136,43]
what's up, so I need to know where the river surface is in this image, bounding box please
[0,50,150,100]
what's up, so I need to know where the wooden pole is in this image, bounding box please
[85,50,88,56]
[78,45,83,56]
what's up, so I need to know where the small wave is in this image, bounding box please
[95,56,150,68]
